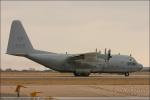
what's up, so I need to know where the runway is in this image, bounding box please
[1,72,149,85]
[1,97,149,100]
[1,85,149,97]
[1,71,150,97]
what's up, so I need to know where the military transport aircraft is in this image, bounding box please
[6,20,143,76]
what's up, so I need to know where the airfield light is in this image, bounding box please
[15,84,27,97]
[30,91,42,97]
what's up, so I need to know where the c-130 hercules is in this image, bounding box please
[7,20,143,76]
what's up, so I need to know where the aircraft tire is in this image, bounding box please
[73,72,90,77]
[125,72,129,76]
[73,72,80,76]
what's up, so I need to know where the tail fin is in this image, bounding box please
[7,20,34,56]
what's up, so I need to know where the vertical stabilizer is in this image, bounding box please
[7,20,34,55]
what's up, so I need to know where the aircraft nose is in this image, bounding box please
[138,64,143,70]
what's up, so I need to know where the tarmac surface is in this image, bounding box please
[1,72,149,85]
[1,71,150,99]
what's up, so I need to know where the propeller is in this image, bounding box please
[104,48,107,55]
[104,48,107,62]
[107,49,112,61]
[95,48,97,53]
[99,50,101,54]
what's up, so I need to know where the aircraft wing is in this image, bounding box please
[67,52,98,63]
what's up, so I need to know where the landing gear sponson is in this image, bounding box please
[74,72,130,77]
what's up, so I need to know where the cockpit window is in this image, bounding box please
[127,62,136,65]
[127,57,137,65]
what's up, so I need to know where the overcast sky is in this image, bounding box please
[1,1,149,70]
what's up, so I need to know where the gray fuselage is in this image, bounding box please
[25,50,143,74]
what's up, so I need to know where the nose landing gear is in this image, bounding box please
[73,72,90,77]
[125,72,129,76]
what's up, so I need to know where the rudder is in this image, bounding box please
[7,20,34,56]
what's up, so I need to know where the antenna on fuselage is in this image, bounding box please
[130,54,132,57]
[129,54,132,61]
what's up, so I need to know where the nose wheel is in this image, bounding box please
[125,72,129,76]
[73,72,90,77]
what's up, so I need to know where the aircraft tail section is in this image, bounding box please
[7,20,34,56]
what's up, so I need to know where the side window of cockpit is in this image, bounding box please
[127,57,137,65]
[127,62,136,65]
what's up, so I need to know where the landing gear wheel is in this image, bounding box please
[125,72,129,76]
[74,72,81,76]
[73,72,90,77]
[82,73,90,77]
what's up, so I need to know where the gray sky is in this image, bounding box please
[1,1,149,70]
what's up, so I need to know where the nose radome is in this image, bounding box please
[138,64,143,70]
